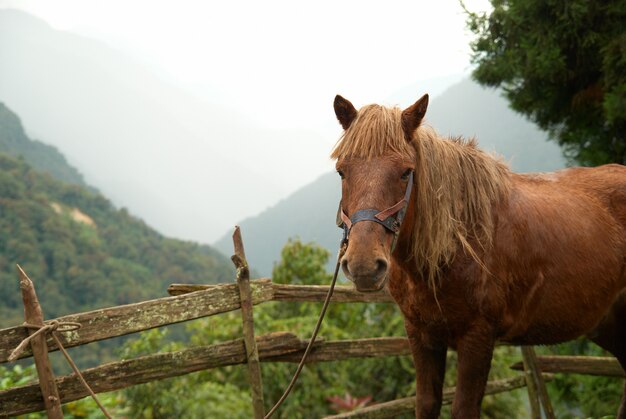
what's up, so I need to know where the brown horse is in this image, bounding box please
[332,93,626,418]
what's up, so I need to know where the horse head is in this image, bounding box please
[332,94,428,292]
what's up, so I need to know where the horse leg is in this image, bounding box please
[405,324,447,419]
[587,291,626,419]
[451,321,495,419]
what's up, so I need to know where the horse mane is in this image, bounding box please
[331,104,511,286]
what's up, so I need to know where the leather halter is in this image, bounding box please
[337,171,414,252]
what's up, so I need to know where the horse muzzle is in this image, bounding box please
[335,172,414,293]
[341,254,389,292]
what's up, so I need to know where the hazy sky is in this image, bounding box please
[0,0,494,242]
[1,0,492,130]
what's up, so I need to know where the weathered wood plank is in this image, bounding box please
[511,355,625,377]
[521,346,541,419]
[0,280,274,364]
[168,282,394,303]
[271,283,394,303]
[232,227,265,419]
[267,337,411,363]
[521,346,555,419]
[0,332,295,416]
[0,334,409,416]
[2,278,396,366]
[324,374,551,419]
[16,266,63,419]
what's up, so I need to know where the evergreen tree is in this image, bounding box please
[466,0,626,165]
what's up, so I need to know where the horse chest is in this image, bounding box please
[388,270,479,344]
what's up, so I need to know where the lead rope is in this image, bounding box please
[264,239,348,419]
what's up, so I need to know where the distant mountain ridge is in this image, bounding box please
[214,79,566,275]
[426,79,565,172]
[215,171,342,275]
[0,102,86,186]
[0,103,235,329]
[0,9,330,243]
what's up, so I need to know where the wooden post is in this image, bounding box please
[16,265,63,419]
[510,355,624,377]
[232,227,265,418]
[522,346,556,419]
[521,346,541,419]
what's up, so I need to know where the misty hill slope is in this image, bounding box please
[0,105,234,327]
[0,151,234,328]
[426,79,565,172]
[0,102,86,186]
[215,171,342,275]
[214,79,566,275]
[0,9,328,243]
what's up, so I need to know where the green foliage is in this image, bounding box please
[119,327,253,419]
[62,395,127,419]
[121,239,413,418]
[0,152,235,371]
[255,238,415,418]
[0,364,125,418]
[0,153,234,329]
[0,364,37,390]
[272,237,333,286]
[466,0,626,165]
[537,341,623,418]
[120,238,525,418]
[0,103,235,332]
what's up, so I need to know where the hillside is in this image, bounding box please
[215,171,342,276]
[214,79,567,275]
[0,151,235,328]
[426,78,565,172]
[0,102,86,186]
[0,105,235,327]
[0,9,329,243]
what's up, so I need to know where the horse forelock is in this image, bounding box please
[331,102,511,288]
[330,105,415,160]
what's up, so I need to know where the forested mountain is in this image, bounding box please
[0,102,85,186]
[214,78,567,275]
[0,9,329,243]
[0,105,234,328]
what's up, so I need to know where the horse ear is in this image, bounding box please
[401,94,429,139]
[334,95,358,130]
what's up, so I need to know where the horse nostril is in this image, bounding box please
[375,258,388,279]
[341,258,352,279]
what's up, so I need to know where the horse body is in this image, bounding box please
[390,165,626,346]
[493,166,626,345]
[332,94,626,418]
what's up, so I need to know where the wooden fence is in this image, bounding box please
[0,229,624,418]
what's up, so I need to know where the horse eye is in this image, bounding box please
[401,169,412,181]
[337,170,345,179]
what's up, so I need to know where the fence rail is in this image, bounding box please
[0,280,391,364]
[510,355,625,377]
[324,374,551,419]
[0,331,413,416]
[1,229,623,417]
